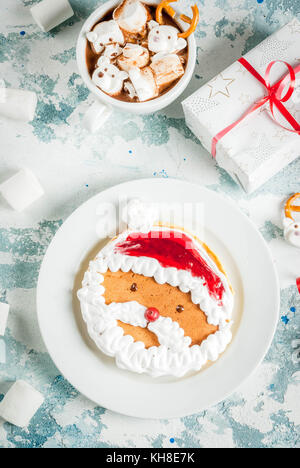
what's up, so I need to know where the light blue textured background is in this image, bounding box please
[0,0,299,448]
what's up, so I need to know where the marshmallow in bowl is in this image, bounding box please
[124,80,137,99]
[103,43,123,60]
[117,43,149,72]
[129,67,158,102]
[114,0,150,37]
[92,56,128,96]
[87,20,124,53]
[148,21,187,54]
[151,53,184,91]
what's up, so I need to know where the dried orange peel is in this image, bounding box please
[156,0,199,39]
[285,193,300,220]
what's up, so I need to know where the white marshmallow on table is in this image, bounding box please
[83,101,112,133]
[92,56,128,96]
[283,217,300,248]
[113,0,149,36]
[0,380,44,427]
[292,340,300,364]
[30,0,74,33]
[117,43,149,72]
[292,339,300,348]
[0,303,9,336]
[0,338,6,364]
[0,88,37,122]
[129,66,158,102]
[87,20,124,54]
[148,21,187,54]
[0,169,44,212]
[150,53,184,91]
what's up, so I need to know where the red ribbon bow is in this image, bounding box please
[211,58,300,158]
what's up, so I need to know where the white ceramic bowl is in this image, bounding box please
[76,0,196,114]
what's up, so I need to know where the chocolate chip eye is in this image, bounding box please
[98,72,104,77]
[111,74,115,78]
[295,224,299,228]
[109,37,113,42]
[156,30,159,34]
[168,36,171,39]
[130,283,138,292]
[104,68,108,72]
[176,305,184,313]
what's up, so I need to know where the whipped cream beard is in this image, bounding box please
[85,1,188,103]
[78,211,234,378]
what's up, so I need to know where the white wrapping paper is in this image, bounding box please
[182,18,300,193]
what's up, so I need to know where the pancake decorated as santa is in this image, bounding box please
[78,200,234,377]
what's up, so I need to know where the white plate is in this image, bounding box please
[37,179,279,419]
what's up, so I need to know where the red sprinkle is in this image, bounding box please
[115,231,225,303]
[145,307,160,322]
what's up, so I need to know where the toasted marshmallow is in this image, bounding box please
[117,43,149,72]
[150,53,184,91]
[103,43,123,60]
[87,20,124,53]
[92,56,128,96]
[129,67,158,102]
[124,80,137,99]
[148,21,187,54]
[113,0,149,36]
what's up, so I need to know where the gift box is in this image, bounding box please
[182,18,300,193]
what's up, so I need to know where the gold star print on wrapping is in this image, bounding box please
[207,73,235,98]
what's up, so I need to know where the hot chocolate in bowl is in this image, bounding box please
[85,5,189,103]
[76,0,197,114]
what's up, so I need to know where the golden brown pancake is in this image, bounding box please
[103,270,218,348]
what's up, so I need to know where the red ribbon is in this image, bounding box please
[211,58,300,158]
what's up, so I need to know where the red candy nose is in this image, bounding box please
[297,277,300,294]
[145,307,160,322]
